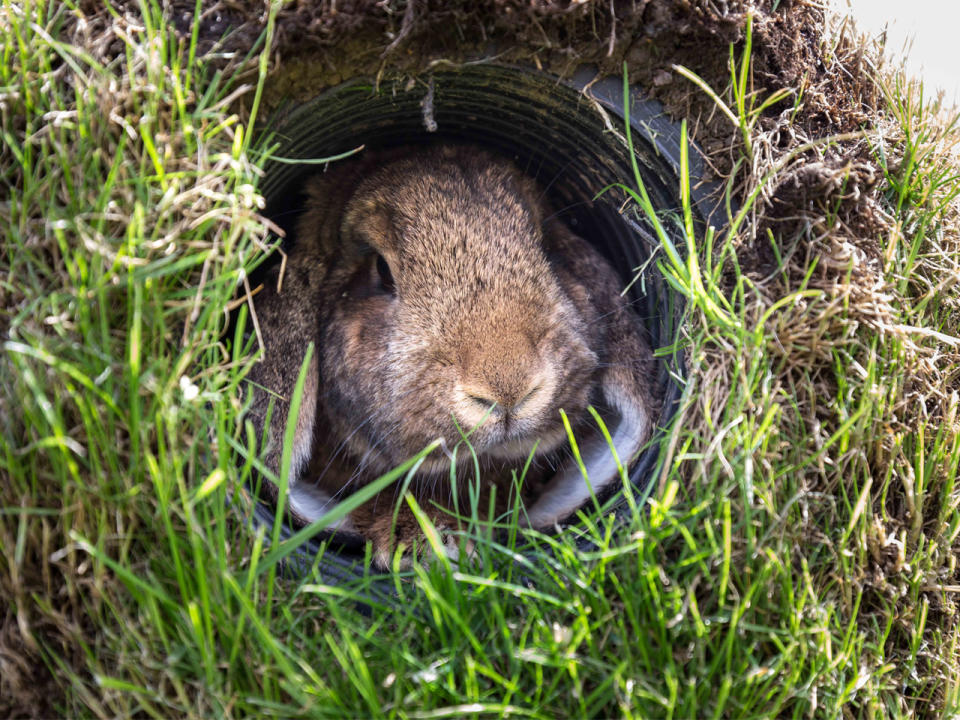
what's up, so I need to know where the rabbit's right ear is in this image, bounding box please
[298,162,376,258]
[341,192,401,262]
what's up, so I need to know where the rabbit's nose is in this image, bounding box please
[465,381,542,417]
[455,323,556,425]
[465,391,501,416]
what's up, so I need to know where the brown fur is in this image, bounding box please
[244,145,660,566]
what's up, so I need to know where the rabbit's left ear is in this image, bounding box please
[509,168,546,231]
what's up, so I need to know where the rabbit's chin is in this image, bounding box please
[478,424,570,464]
[382,427,566,479]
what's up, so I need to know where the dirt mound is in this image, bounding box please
[168,1,887,255]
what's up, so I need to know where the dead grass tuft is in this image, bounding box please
[676,11,960,709]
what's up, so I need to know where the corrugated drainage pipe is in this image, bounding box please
[246,64,719,595]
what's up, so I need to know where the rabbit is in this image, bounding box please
[243,144,660,568]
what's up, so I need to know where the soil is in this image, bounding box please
[152,2,877,160]
[146,1,890,272]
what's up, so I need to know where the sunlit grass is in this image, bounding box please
[1,2,959,718]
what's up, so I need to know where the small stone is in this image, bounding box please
[653,69,673,86]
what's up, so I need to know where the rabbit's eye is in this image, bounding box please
[376,253,395,294]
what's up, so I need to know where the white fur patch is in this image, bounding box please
[524,391,651,529]
[287,483,356,533]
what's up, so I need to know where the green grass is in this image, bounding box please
[2,2,960,718]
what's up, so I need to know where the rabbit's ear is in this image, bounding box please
[341,193,399,259]
[508,169,546,232]
[243,265,322,493]
[299,161,378,257]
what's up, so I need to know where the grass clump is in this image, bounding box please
[1,1,273,714]
[2,1,959,718]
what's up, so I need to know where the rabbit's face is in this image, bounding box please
[318,152,599,476]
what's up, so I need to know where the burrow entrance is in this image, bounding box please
[249,64,715,585]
